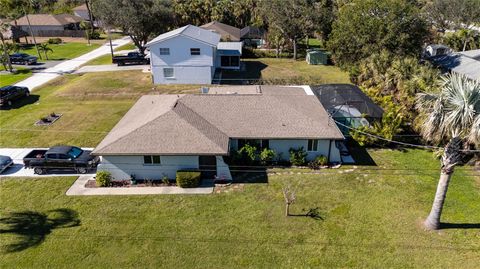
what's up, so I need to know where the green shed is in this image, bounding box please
[306,49,329,65]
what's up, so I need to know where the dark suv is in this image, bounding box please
[9,53,38,65]
[0,86,30,106]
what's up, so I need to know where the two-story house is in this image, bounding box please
[145,25,242,85]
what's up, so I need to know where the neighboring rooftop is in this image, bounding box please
[217,42,242,56]
[146,25,221,47]
[14,14,83,26]
[204,85,308,95]
[93,92,344,156]
[430,51,480,81]
[73,3,88,11]
[201,21,241,41]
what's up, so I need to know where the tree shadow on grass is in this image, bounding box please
[440,222,480,230]
[0,208,80,252]
[289,207,324,220]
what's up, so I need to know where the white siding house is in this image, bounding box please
[146,25,242,84]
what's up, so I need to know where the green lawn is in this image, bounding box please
[0,71,201,147]
[220,58,350,84]
[82,43,137,66]
[1,149,479,268]
[20,42,101,61]
[0,68,32,87]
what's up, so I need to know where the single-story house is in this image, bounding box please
[200,21,241,41]
[424,45,480,81]
[73,4,90,21]
[240,26,266,47]
[93,90,345,180]
[145,25,243,84]
[14,14,84,37]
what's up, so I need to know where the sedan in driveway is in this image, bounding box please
[0,86,30,107]
[0,155,13,174]
[9,53,38,65]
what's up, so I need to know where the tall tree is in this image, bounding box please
[260,0,315,60]
[173,0,216,26]
[423,0,480,31]
[93,0,173,54]
[328,0,428,68]
[0,21,14,72]
[416,73,480,230]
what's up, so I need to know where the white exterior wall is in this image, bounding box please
[97,155,199,180]
[231,139,342,163]
[149,35,215,84]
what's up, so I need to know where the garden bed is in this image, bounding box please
[35,113,62,126]
[85,179,175,188]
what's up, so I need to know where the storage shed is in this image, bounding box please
[306,49,329,65]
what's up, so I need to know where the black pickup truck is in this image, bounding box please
[23,146,99,175]
[112,52,149,66]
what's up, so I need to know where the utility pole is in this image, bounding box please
[23,6,41,59]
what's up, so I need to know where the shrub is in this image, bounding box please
[90,31,101,40]
[96,171,111,187]
[238,144,258,164]
[316,155,328,166]
[162,174,169,185]
[47,38,62,44]
[176,170,201,188]
[259,148,276,165]
[289,147,308,166]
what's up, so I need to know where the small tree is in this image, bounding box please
[0,21,13,73]
[80,21,92,45]
[282,185,296,217]
[38,43,53,60]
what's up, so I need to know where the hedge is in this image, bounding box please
[176,170,201,188]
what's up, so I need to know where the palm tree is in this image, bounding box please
[0,21,13,72]
[416,73,480,230]
[38,43,53,60]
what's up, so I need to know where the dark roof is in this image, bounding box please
[310,84,384,118]
[240,26,265,39]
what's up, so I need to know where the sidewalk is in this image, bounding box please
[14,36,131,90]
[75,64,148,74]
[66,176,214,196]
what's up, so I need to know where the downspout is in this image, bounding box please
[327,140,332,164]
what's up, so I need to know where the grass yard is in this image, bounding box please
[0,71,202,147]
[19,42,101,61]
[220,58,350,84]
[0,68,32,87]
[1,149,479,268]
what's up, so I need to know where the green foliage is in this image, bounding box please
[96,171,112,187]
[441,30,480,51]
[238,144,258,164]
[90,31,101,40]
[259,148,276,165]
[289,147,307,166]
[328,0,428,68]
[176,170,201,188]
[308,155,328,169]
[47,38,62,44]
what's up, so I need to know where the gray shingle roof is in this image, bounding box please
[93,93,344,156]
[15,14,83,26]
[146,25,221,47]
[201,21,241,41]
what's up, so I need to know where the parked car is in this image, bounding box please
[0,86,30,107]
[23,146,99,175]
[112,52,149,66]
[9,53,38,65]
[0,155,14,174]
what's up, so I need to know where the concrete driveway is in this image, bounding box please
[75,64,149,74]
[13,61,63,71]
[14,36,131,91]
[0,148,95,178]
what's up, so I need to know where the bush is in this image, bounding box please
[47,38,62,44]
[289,147,308,166]
[90,31,101,40]
[238,144,258,164]
[259,148,276,165]
[96,171,111,187]
[308,155,328,170]
[176,170,201,188]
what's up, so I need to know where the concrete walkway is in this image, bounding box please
[75,64,148,74]
[14,36,131,90]
[0,148,95,177]
[66,176,214,196]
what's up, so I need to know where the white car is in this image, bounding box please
[0,155,13,174]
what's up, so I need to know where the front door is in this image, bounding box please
[199,156,217,179]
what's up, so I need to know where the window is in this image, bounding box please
[143,155,161,165]
[163,68,174,78]
[307,140,318,151]
[221,56,240,67]
[190,48,200,55]
[159,48,170,55]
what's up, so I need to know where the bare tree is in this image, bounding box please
[282,185,296,217]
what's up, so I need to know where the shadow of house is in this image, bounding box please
[0,94,39,110]
[218,61,268,85]
[0,208,80,252]
[230,166,268,184]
